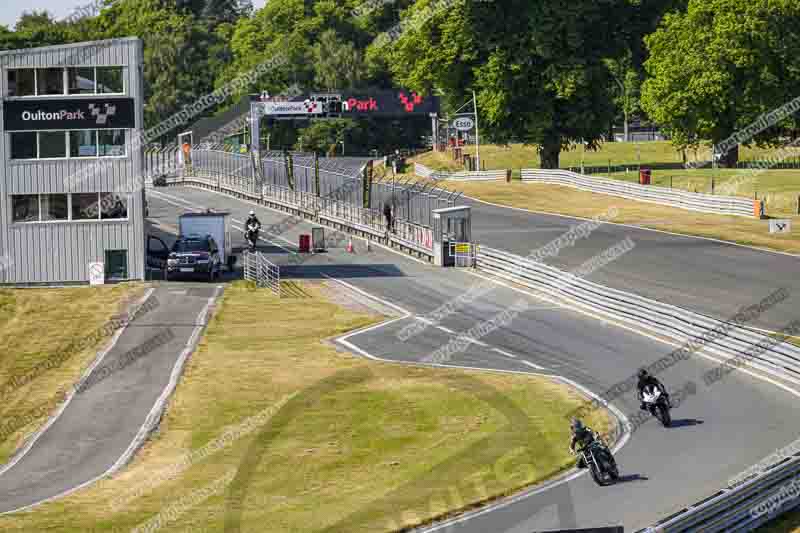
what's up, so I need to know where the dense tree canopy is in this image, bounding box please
[642,0,800,166]
[380,0,632,167]
[1,0,796,159]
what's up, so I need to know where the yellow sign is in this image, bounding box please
[455,243,471,254]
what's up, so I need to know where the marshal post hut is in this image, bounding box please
[0,38,145,285]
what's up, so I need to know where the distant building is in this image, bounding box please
[613,120,667,142]
[0,38,145,284]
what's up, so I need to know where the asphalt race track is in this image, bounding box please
[142,186,800,531]
[465,196,800,333]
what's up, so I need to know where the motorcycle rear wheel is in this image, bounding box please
[657,403,672,427]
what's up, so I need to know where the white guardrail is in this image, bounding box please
[476,245,800,532]
[415,163,508,181]
[521,169,763,218]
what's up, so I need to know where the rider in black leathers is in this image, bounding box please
[245,210,261,230]
[569,419,599,468]
[636,368,671,410]
[245,210,261,245]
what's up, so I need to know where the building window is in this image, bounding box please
[70,130,98,158]
[100,193,128,219]
[10,132,37,159]
[7,66,123,97]
[36,68,64,95]
[68,67,95,94]
[99,129,126,156]
[39,131,67,159]
[41,194,69,221]
[7,69,35,96]
[12,195,40,222]
[9,130,128,161]
[72,193,100,220]
[11,193,128,223]
[97,67,123,94]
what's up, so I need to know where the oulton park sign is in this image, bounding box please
[254,89,440,118]
[3,98,136,131]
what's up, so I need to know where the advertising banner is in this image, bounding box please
[258,100,322,116]
[4,98,136,131]
[340,89,440,117]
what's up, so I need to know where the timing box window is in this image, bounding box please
[9,129,126,160]
[7,66,124,97]
[11,192,129,223]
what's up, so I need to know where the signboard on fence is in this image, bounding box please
[312,227,325,252]
[770,219,792,234]
[89,262,105,285]
[455,243,472,254]
[258,100,323,116]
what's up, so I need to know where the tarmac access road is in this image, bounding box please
[0,282,222,514]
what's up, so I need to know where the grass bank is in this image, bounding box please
[414,141,793,172]
[0,281,614,532]
[0,283,145,464]
[455,181,800,254]
[411,143,800,216]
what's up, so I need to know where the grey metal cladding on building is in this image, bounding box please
[0,38,145,284]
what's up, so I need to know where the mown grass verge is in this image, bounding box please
[0,281,614,532]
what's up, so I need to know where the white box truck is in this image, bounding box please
[178,211,235,269]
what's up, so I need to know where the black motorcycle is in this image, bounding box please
[642,384,671,427]
[245,223,259,252]
[577,439,619,486]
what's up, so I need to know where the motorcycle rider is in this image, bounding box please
[636,368,671,410]
[244,210,261,246]
[569,418,600,468]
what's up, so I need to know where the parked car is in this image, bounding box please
[147,234,170,270]
[165,234,222,281]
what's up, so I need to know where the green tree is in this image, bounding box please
[94,0,221,138]
[605,53,641,142]
[380,0,630,168]
[641,0,800,167]
[312,29,365,90]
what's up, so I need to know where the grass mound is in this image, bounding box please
[0,281,614,532]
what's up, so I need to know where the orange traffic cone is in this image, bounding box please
[347,237,354,253]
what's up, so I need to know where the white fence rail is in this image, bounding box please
[243,251,280,295]
[415,163,507,181]
[476,246,800,381]
[476,245,800,532]
[639,455,800,532]
[521,169,762,218]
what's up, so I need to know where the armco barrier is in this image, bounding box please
[639,455,800,532]
[414,163,507,181]
[476,245,800,532]
[521,169,763,218]
[476,246,800,382]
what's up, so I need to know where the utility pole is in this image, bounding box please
[472,90,481,170]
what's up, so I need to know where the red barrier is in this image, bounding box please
[299,234,310,252]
